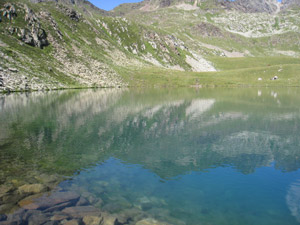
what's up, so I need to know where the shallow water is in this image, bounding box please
[1,88,300,224]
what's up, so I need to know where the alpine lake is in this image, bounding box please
[1,87,300,225]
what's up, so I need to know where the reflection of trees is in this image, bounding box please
[1,88,300,182]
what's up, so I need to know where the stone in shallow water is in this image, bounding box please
[18,193,44,209]
[18,184,48,195]
[34,174,59,184]
[117,208,146,223]
[76,197,89,206]
[19,192,80,210]
[62,206,101,218]
[44,201,74,213]
[101,213,117,225]
[0,184,14,197]
[64,219,80,225]
[26,210,48,225]
[136,218,171,225]
[50,213,69,221]
[43,221,59,225]
[2,209,26,225]
[83,215,103,225]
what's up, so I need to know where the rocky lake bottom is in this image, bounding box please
[1,88,300,225]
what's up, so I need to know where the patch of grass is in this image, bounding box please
[119,57,300,87]
[209,57,300,71]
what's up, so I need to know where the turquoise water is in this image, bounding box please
[1,88,300,224]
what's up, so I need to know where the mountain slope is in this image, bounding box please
[0,0,300,92]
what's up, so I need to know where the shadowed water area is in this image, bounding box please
[1,88,300,225]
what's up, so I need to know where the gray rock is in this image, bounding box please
[64,8,80,21]
[18,183,48,195]
[43,221,59,225]
[20,191,80,210]
[64,219,80,225]
[25,210,49,225]
[19,6,49,48]
[43,201,74,213]
[82,215,103,225]
[8,68,18,73]
[50,212,69,221]
[62,206,102,218]
[76,197,89,206]
[1,3,17,21]
[0,184,14,197]
[4,209,26,225]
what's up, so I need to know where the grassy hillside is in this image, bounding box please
[0,0,300,92]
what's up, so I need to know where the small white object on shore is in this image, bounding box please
[271,76,278,80]
[258,78,262,81]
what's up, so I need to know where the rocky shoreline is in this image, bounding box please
[0,174,172,225]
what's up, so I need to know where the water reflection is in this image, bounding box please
[287,180,300,222]
[1,88,300,224]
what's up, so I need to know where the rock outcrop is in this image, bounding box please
[0,3,17,22]
[282,0,300,9]
[224,0,279,13]
[62,7,81,21]
[21,5,49,48]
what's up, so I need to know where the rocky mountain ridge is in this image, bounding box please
[113,0,297,14]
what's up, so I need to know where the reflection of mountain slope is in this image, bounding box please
[287,180,300,222]
[1,88,300,182]
[185,99,215,118]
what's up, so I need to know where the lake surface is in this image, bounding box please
[1,88,300,225]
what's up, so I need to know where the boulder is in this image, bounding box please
[18,184,47,195]
[64,8,80,21]
[8,68,18,73]
[50,213,69,221]
[136,218,170,225]
[43,201,74,213]
[82,215,103,225]
[25,210,49,225]
[19,5,49,48]
[1,3,17,21]
[19,191,80,210]
[62,206,102,218]
[0,184,14,197]
[76,197,89,206]
[64,219,80,225]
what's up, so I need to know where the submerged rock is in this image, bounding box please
[0,184,14,197]
[64,219,80,225]
[26,210,49,225]
[19,191,80,210]
[82,215,103,225]
[76,197,89,206]
[50,213,69,221]
[18,184,48,195]
[62,206,101,218]
[136,218,170,225]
